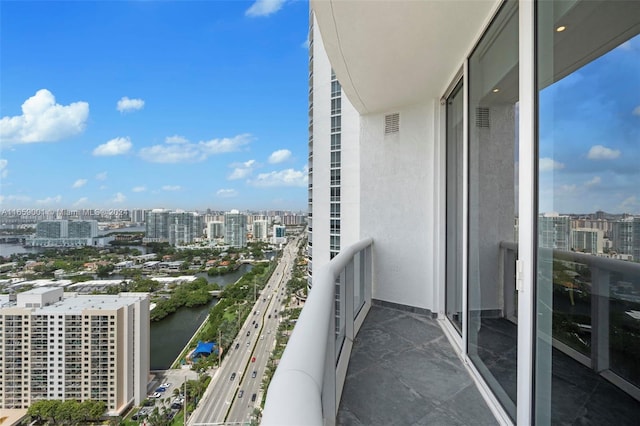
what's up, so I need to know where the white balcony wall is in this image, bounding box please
[359,102,439,311]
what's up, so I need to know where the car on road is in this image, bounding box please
[238,390,244,398]
[150,392,162,398]
[235,343,239,349]
[252,370,257,378]
[246,331,250,336]
[251,356,256,363]
[252,393,257,402]
[155,387,166,393]
[254,323,258,328]
[230,373,236,381]
[160,382,171,388]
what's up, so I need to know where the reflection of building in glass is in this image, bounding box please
[571,228,603,254]
[539,213,571,250]
[612,217,640,261]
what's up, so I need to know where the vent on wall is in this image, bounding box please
[476,107,490,128]
[384,113,400,134]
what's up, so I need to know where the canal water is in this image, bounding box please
[149,263,253,369]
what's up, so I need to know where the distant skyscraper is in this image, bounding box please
[272,224,287,245]
[224,210,247,248]
[36,220,68,238]
[68,220,98,238]
[612,217,640,261]
[538,213,571,251]
[131,209,146,224]
[253,220,269,242]
[168,211,203,246]
[144,209,170,243]
[571,228,603,254]
[207,221,225,240]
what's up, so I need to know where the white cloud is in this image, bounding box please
[93,137,132,156]
[229,159,256,180]
[73,197,89,207]
[111,192,126,203]
[585,176,601,187]
[633,106,640,116]
[139,133,252,163]
[36,195,62,205]
[72,178,87,189]
[249,168,307,188]
[587,145,620,160]
[165,135,189,144]
[0,89,89,145]
[245,0,286,17]
[217,189,238,198]
[116,97,145,113]
[619,196,640,213]
[132,186,146,193]
[162,185,181,191]
[268,149,291,164]
[539,157,565,172]
[96,172,108,181]
[0,159,7,178]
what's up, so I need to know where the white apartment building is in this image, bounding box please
[264,1,640,425]
[0,288,149,415]
[252,220,269,242]
[224,210,247,248]
[571,228,604,254]
[207,221,224,240]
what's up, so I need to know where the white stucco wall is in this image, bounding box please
[359,101,439,312]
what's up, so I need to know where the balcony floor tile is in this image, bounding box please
[338,305,497,426]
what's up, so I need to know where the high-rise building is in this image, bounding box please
[224,210,247,248]
[68,220,98,238]
[612,217,640,261]
[538,213,571,251]
[168,211,203,246]
[0,288,149,415]
[253,220,268,242]
[272,225,287,245]
[36,220,68,238]
[131,209,146,224]
[263,2,640,425]
[144,209,170,243]
[207,221,225,240]
[571,228,604,254]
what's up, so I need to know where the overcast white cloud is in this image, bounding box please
[217,189,238,198]
[245,0,286,17]
[0,89,89,145]
[36,195,62,205]
[268,149,291,164]
[132,186,146,193]
[95,172,108,181]
[249,168,307,187]
[587,144,620,160]
[72,178,87,189]
[93,137,132,156]
[116,96,145,113]
[229,159,256,180]
[0,159,8,178]
[539,157,565,172]
[162,185,181,191]
[111,192,126,203]
[140,134,252,163]
[165,135,189,144]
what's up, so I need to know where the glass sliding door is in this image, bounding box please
[467,0,519,420]
[446,79,464,334]
[536,0,640,423]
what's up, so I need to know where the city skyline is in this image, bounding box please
[0,0,309,211]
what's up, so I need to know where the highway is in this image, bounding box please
[189,235,300,425]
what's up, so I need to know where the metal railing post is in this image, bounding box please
[591,266,610,372]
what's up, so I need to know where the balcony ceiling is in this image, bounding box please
[311,0,497,114]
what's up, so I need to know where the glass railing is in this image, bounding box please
[262,238,373,426]
[501,242,640,398]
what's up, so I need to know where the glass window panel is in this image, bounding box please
[468,0,518,420]
[536,1,640,423]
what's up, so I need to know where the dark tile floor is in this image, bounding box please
[337,305,498,426]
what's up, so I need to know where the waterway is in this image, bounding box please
[149,263,253,369]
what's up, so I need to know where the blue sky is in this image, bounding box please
[538,34,640,214]
[0,0,309,211]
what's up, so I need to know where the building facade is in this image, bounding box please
[267,1,640,425]
[0,288,149,415]
[224,210,247,248]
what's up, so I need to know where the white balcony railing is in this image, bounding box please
[262,238,373,426]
